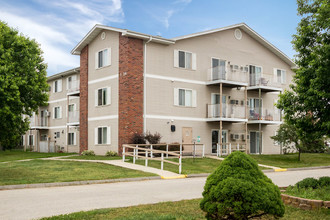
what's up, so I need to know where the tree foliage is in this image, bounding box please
[277,0,330,150]
[200,151,284,220]
[0,21,48,149]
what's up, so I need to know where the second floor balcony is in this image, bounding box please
[30,115,48,129]
[207,103,246,122]
[68,110,79,125]
[248,74,282,92]
[207,66,248,87]
[248,108,281,124]
[67,79,80,95]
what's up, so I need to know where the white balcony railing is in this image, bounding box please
[208,104,246,119]
[29,116,48,127]
[207,66,248,83]
[68,110,79,123]
[248,108,281,121]
[67,80,80,93]
[249,74,282,88]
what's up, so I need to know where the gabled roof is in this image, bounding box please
[172,23,296,68]
[71,24,175,55]
[47,67,80,81]
[71,23,296,68]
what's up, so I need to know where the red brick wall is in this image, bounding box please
[118,35,144,154]
[79,45,88,154]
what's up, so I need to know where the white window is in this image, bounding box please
[95,126,111,145]
[53,79,62,93]
[95,48,111,69]
[274,68,286,84]
[68,132,76,145]
[95,87,111,106]
[174,50,196,70]
[174,88,197,107]
[53,106,62,119]
[28,135,34,146]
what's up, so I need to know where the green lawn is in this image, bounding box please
[63,155,122,160]
[41,198,330,220]
[0,150,76,162]
[0,160,156,185]
[285,186,330,201]
[250,153,330,168]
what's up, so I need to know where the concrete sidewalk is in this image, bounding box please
[42,157,185,179]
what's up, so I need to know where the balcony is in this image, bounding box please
[67,80,80,96]
[67,110,79,126]
[207,104,247,122]
[248,74,282,92]
[30,116,48,129]
[248,108,281,124]
[206,66,248,87]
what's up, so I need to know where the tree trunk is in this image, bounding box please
[298,149,301,161]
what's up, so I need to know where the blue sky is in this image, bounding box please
[0,0,300,76]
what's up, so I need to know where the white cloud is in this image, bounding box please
[0,0,124,75]
[163,10,174,29]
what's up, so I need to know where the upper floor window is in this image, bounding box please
[174,50,196,70]
[95,126,111,145]
[174,88,197,107]
[274,68,286,84]
[53,106,62,119]
[68,104,75,112]
[53,79,62,93]
[95,87,111,106]
[95,48,111,69]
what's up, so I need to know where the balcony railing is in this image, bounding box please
[208,104,246,119]
[67,80,80,93]
[248,108,281,121]
[68,110,79,124]
[249,74,282,88]
[29,116,48,127]
[207,67,248,83]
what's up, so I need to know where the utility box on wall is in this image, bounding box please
[171,125,175,132]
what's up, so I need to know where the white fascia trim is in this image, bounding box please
[88,75,118,85]
[48,96,79,104]
[247,120,283,125]
[88,115,118,122]
[206,118,248,122]
[247,86,283,92]
[47,126,67,129]
[146,74,206,85]
[206,80,248,87]
[146,114,206,122]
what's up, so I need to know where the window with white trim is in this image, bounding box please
[96,48,111,69]
[68,104,75,112]
[274,68,286,84]
[174,50,196,70]
[95,87,111,106]
[68,132,76,145]
[95,126,111,145]
[54,106,62,119]
[174,88,197,107]
[53,79,62,93]
[28,135,34,146]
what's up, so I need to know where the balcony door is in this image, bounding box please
[249,65,262,86]
[212,58,226,80]
[250,131,261,154]
[211,130,228,154]
[211,94,226,117]
[248,98,262,120]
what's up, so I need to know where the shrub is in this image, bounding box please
[81,150,95,156]
[131,133,146,144]
[318,176,330,187]
[296,177,319,189]
[200,151,284,220]
[145,132,162,144]
[105,151,118,157]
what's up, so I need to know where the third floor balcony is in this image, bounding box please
[206,66,248,87]
[67,79,80,96]
[248,73,282,92]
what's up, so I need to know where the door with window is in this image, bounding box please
[211,94,226,117]
[250,131,261,154]
[212,58,226,80]
[249,65,262,86]
[211,130,228,154]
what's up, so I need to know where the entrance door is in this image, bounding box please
[211,130,227,154]
[182,127,192,144]
[250,131,261,154]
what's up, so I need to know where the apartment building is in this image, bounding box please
[23,23,296,155]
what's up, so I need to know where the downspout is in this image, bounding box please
[143,36,152,133]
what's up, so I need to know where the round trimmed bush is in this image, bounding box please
[318,176,330,187]
[200,151,284,219]
[296,177,319,189]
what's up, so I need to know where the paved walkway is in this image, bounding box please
[206,155,281,169]
[42,157,184,179]
[0,168,328,220]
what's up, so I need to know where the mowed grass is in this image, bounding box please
[42,198,330,220]
[250,153,330,168]
[63,155,122,160]
[0,150,76,162]
[128,157,222,174]
[0,160,156,185]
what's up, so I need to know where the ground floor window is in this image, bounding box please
[68,132,76,145]
[95,126,110,145]
[28,135,34,146]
